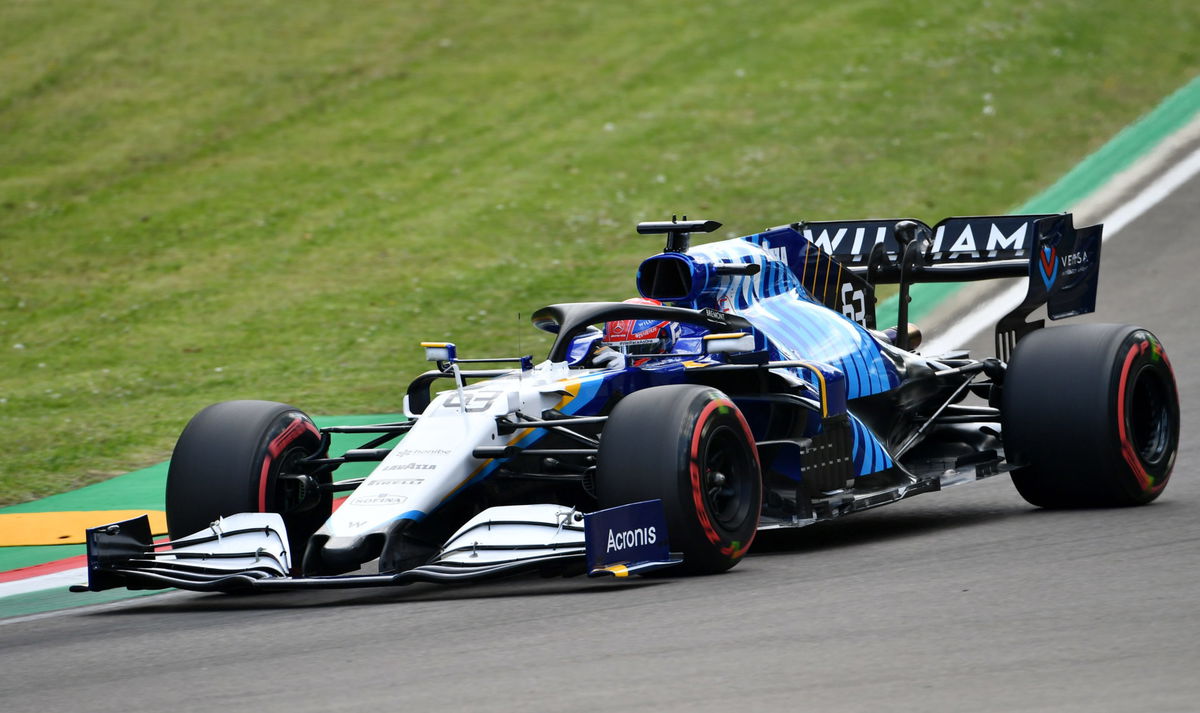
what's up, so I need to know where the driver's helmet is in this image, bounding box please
[602,298,680,359]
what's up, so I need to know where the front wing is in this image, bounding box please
[71,503,680,594]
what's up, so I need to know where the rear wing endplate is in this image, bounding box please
[992,213,1102,360]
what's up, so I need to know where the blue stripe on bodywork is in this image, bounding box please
[849,414,892,476]
[683,239,900,399]
[850,415,866,475]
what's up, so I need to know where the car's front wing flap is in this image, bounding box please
[71,503,681,594]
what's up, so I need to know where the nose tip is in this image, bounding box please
[301,533,383,576]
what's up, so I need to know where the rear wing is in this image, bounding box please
[800,214,1047,266]
[754,213,1102,359]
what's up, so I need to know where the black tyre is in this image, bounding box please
[1003,324,1179,508]
[597,384,762,574]
[166,400,330,562]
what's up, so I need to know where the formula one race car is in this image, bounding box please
[76,213,1180,594]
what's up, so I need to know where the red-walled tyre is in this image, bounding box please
[1003,324,1179,508]
[597,385,762,574]
[166,400,330,561]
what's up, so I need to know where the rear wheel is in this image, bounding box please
[166,400,330,562]
[597,384,761,574]
[1003,324,1179,508]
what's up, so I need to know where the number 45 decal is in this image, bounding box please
[840,282,867,327]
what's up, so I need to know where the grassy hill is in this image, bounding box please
[1,0,1198,504]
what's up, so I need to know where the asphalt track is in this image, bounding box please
[3,149,1200,713]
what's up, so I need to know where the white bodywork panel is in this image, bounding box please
[317,361,588,544]
[166,512,292,575]
[432,504,586,566]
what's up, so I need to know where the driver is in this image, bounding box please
[593,297,681,368]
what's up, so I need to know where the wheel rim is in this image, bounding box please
[271,444,323,515]
[701,424,755,530]
[1128,365,1174,467]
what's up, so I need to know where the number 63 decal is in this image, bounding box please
[840,282,867,326]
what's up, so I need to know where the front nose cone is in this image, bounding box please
[301,533,384,576]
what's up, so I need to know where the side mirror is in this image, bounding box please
[702,332,755,355]
[421,342,457,363]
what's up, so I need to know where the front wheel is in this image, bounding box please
[1003,324,1179,508]
[597,384,762,574]
[166,400,330,561]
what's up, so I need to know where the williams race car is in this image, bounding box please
[75,214,1180,594]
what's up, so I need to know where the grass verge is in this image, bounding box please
[1,0,1198,503]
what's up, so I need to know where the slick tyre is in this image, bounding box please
[597,385,761,574]
[166,400,330,560]
[1003,324,1179,508]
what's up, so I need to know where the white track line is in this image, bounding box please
[0,568,89,598]
[922,146,1200,357]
